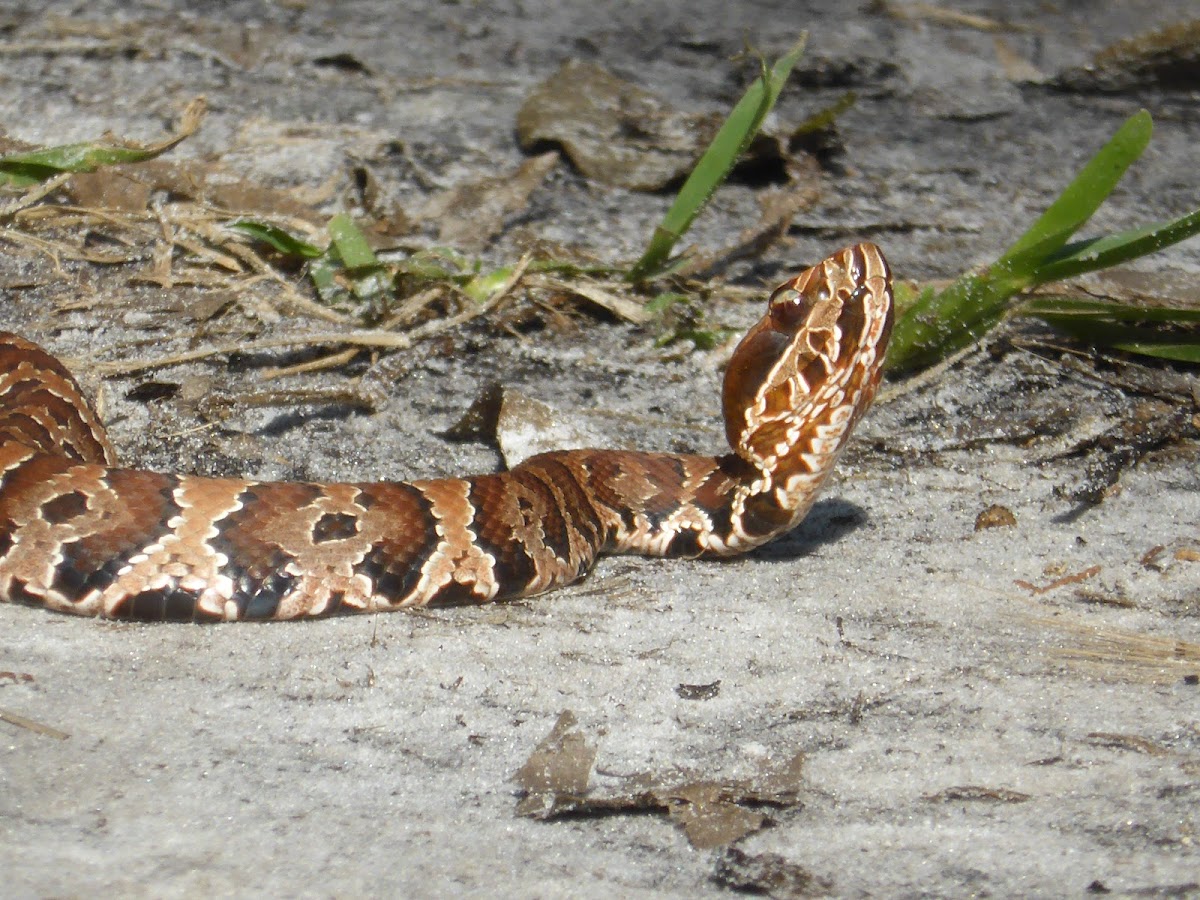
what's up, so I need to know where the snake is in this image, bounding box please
[0,243,893,621]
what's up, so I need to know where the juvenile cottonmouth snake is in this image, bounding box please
[0,243,893,621]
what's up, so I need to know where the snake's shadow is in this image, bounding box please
[746,497,869,562]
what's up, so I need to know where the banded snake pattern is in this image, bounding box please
[0,243,893,621]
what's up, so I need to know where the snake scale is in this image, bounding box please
[0,243,893,621]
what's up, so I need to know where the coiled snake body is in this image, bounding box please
[0,244,893,621]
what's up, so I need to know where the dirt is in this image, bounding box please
[2,1,1199,896]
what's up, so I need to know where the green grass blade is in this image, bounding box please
[307,214,393,308]
[998,109,1152,269]
[327,214,378,268]
[628,34,808,282]
[462,266,514,302]
[227,220,324,258]
[1029,208,1200,285]
[885,271,1028,373]
[397,247,476,280]
[0,144,152,186]
[1022,295,1200,323]
[1110,342,1200,363]
[308,256,341,303]
[0,98,205,187]
[888,109,1181,374]
[1022,293,1200,364]
[1030,312,1200,363]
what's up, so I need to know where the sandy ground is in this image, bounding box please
[2,1,1199,896]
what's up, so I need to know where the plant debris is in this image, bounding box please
[1033,615,1200,684]
[420,152,558,251]
[516,60,723,191]
[974,504,1016,531]
[675,680,721,701]
[514,710,807,849]
[923,785,1032,803]
[1085,732,1170,756]
[1054,18,1200,92]
[712,847,833,898]
[1048,401,1198,508]
[1014,565,1101,596]
[0,96,206,188]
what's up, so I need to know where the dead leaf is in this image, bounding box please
[420,152,558,250]
[1054,18,1200,92]
[974,503,1016,531]
[514,710,596,816]
[666,781,767,849]
[514,714,806,850]
[713,847,833,898]
[67,166,156,212]
[1086,732,1170,756]
[924,785,1032,803]
[516,60,720,191]
[65,157,326,224]
[0,706,70,740]
[675,680,721,701]
[527,273,650,325]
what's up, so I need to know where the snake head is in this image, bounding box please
[722,243,893,481]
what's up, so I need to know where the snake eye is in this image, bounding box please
[768,284,816,332]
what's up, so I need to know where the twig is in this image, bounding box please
[0,172,72,219]
[527,274,650,325]
[0,706,70,740]
[261,348,360,380]
[88,254,535,376]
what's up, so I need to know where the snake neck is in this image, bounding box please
[537,448,808,560]
[0,333,116,466]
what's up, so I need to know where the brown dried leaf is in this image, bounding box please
[516,60,720,191]
[421,152,558,250]
[974,503,1016,531]
[1055,18,1200,91]
[924,785,1032,803]
[65,158,324,224]
[514,719,806,850]
[527,274,651,325]
[1086,732,1170,756]
[67,166,156,212]
[666,781,767,850]
[713,847,833,899]
[514,710,596,817]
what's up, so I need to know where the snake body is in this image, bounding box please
[0,243,893,621]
